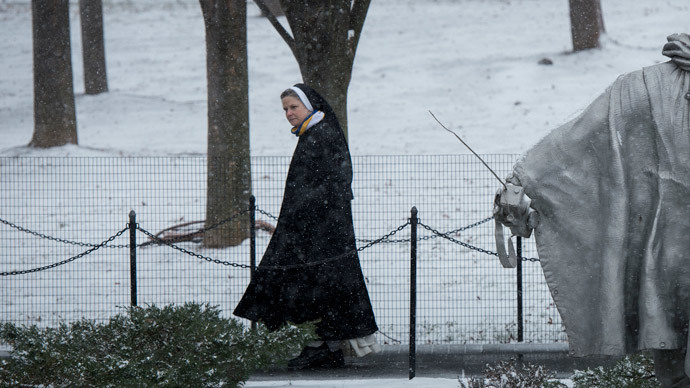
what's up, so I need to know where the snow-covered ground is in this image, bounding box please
[1,0,687,386]
[1,0,687,157]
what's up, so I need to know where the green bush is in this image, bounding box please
[0,303,315,388]
[571,352,659,388]
[459,358,568,388]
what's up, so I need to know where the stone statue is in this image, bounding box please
[494,33,690,387]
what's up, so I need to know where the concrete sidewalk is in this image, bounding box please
[2,342,617,380]
[250,343,618,381]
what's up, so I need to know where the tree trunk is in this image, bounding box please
[282,0,353,138]
[199,0,252,248]
[30,0,78,148]
[79,0,108,95]
[568,0,604,51]
[269,0,370,141]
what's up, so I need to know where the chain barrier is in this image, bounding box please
[417,221,540,262]
[208,209,510,261]
[186,207,253,237]
[136,226,252,269]
[255,207,278,221]
[138,208,254,248]
[0,227,129,276]
[140,219,413,271]
[1,209,537,277]
[2,206,537,345]
[253,209,496,246]
[155,221,410,270]
[0,210,255,275]
[356,215,495,244]
[0,209,253,250]
[0,217,129,249]
[256,208,416,246]
[378,330,402,344]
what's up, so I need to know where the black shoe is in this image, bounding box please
[287,343,345,370]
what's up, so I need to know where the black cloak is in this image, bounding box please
[234,84,378,340]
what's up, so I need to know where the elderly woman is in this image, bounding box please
[234,83,380,370]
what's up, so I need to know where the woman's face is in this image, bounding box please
[282,96,311,127]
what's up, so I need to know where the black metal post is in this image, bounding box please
[129,210,137,306]
[249,195,257,330]
[409,206,418,380]
[249,195,257,276]
[517,236,523,343]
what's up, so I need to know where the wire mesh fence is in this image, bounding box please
[0,155,567,345]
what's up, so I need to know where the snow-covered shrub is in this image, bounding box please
[459,358,568,388]
[571,352,659,388]
[0,302,315,388]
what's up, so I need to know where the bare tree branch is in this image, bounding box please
[254,0,297,56]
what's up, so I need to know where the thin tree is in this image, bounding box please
[79,0,108,95]
[254,0,371,140]
[199,0,252,248]
[30,0,78,148]
[568,0,605,51]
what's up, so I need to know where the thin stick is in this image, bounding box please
[429,110,506,189]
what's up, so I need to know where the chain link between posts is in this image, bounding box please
[136,226,252,269]
[417,220,539,262]
[0,227,129,276]
[0,207,538,276]
[0,217,130,248]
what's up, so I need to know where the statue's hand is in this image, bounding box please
[493,180,539,238]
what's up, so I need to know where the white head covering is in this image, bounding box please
[289,86,314,111]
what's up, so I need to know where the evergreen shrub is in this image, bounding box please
[458,352,661,388]
[0,302,315,388]
[459,358,568,388]
[571,352,659,388]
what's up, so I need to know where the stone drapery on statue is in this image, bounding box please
[495,33,690,376]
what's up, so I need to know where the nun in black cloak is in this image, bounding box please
[233,83,380,369]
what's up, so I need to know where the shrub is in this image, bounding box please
[571,352,659,388]
[459,358,568,388]
[0,302,315,388]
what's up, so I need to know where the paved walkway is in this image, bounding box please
[249,344,618,381]
[2,342,617,380]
